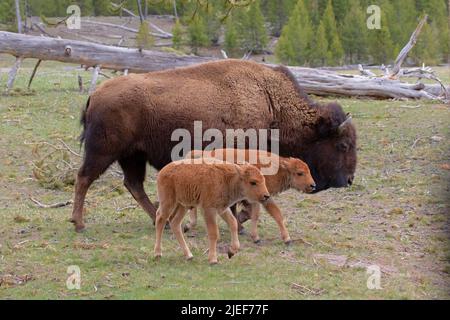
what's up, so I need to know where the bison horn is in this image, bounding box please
[338,115,352,135]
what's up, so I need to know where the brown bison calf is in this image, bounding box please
[185,149,315,244]
[154,160,270,264]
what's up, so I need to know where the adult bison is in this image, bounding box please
[71,59,357,232]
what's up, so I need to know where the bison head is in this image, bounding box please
[301,103,357,192]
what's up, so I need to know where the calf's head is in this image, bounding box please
[281,158,316,193]
[302,103,357,192]
[237,164,270,203]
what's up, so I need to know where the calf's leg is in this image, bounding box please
[154,203,176,258]
[263,199,291,244]
[218,208,240,258]
[249,203,261,243]
[169,206,193,260]
[119,153,158,223]
[203,208,219,264]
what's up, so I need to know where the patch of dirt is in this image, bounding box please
[313,253,399,274]
[0,274,34,287]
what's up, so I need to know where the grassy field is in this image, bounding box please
[0,56,449,299]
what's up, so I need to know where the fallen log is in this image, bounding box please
[0,31,211,73]
[0,31,448,101]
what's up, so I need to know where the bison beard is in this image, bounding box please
[71,59,357,232]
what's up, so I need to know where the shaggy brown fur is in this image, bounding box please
[184,149,315,244]
[154,160,270,264]
[71,59,356,232]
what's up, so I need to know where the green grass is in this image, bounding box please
[0,56,449,299]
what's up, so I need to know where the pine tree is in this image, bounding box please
[264,0,296,36]
[78,0,94,16]
[331,0,350,26]
[92,0,110,16]
[224,16,238,56]
[136,22,154,49]
[421,0,449,62]
[172,18,183,50]
[341,0,368,63]
[275,0,313,65]
[391,0,417,47]
[321,0,344,65]
[187,15,208,54]
[194,0,221,45]
[309,20,328,66]
[235,0,268,53]
[0,0,16,30]
[367,17,395,64]
[411,20,440,65]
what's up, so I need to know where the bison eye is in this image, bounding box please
[337,142,349,152]
[250,181,257,186]
[297,172,304,176]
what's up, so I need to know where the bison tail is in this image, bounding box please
[79,96,90,146]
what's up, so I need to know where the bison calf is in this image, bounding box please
[185,149,315,244]
[154,160,270,264]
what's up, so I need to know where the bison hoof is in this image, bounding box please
[186,255,194,261]
[183,224,191,233]
[227,250,235,259]
[74,224,85,233]
[284,240,292,246]
[253,239,261,244]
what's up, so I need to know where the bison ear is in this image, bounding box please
[316,115,334,138]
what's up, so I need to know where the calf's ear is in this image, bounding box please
[234,164,243,178]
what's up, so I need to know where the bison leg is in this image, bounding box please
[71,154,115,232]
[218,208,240,258]
[119,153,158,223]
[169,206,193,260]
[203,208,219,265]
[262,199,291,244]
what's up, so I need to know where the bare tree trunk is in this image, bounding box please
[390,15,428,78]
[6,56,23,91]
[144,0,148,19]
[27,59,42,89]
[83,19,171,39]
[89,66,101,94]
[173,0,178,19]
[136,0,145,23]
[15,0,22,34]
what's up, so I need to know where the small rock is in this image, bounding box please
[431,135,443,142]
